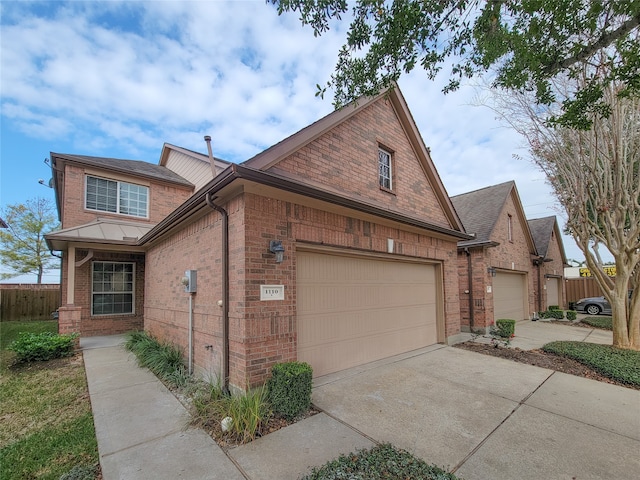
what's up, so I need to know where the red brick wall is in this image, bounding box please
[59,250,145,336]
[272,99,451,229]
[144,191,461,390]
[457,192,537,330]
[60,163,192,228]
[457,248,493,332]
[144,201,231,382]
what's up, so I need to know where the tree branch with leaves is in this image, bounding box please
[272,0,639,128]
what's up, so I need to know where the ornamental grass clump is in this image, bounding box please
[124,331,187,387]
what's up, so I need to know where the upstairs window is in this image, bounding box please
[86,176,148,218]
[507,214,513,242]
[378,148,393,191]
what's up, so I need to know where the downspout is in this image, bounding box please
[535,258,543,314]
[465,248,475,331]
[206,192,229,394]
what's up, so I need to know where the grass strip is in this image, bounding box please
[301,443,461,480]
[580,316,613,330]
[542,341,640,387]
[0,413,98,480]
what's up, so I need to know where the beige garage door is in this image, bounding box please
[297,251,438,377]
[546,277,560,309]
[493,271,527,321]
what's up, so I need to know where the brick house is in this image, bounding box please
[528,216,568,312]
[451,181,566,332]
[46,87,471,390]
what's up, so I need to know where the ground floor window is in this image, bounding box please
[92,262,134,315]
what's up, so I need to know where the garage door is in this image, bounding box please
[297,251,438,377]
[493,271,527,321]
[546,277,560,309]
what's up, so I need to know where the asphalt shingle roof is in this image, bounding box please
[52,153,193,187]
[450,181,515,244]
[528,216,557,258]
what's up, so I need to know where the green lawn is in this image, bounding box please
[542,341,640,387]
[0,320,100,479]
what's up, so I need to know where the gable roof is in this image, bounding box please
[46,217,154,251]
[243,86,465,233]
[158,143,231,171]
[451,180,537,253]
[528,216,568,263]
[51,153,193,187]
[451,181,515,247]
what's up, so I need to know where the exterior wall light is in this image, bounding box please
[269,240,285,264]
[487,267,496,277]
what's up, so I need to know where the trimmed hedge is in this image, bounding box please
[267,361,312,420]
[548,305,560,311]
[540,309,565,320]
[542,341,640,387]
[581,316,613,330]
[565,310,577,321]
[495,319,516,338]
[8,332,78,363]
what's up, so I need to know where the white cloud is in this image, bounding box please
[0,1,594,262]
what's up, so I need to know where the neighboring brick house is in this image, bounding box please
[528,216,568,312]
[46,87,471,390]
[452,181,549,332]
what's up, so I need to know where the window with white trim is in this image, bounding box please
[86,176,148,218]
[378,148,393,190]
[507,214,513,242]
[92,262,135,315]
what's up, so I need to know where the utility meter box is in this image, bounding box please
[184,270,197,293]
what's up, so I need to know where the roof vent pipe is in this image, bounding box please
[204,135,217,177]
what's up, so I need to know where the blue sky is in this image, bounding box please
[0,1,591,283]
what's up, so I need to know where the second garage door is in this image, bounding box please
[493,271,527,321]
[297,250,439,377]
[546,277,560,309]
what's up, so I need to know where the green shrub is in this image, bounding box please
[8,332,78,363]
[302,443,461,480]
[540,309,564,320]
[581,316,613,330]
[565,310,577,321]
[495,319,516,338]
[548,305,560,311]
[267,361,313,420]
[542,341,640,386]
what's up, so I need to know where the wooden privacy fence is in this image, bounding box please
[565,277,605,305]
[0,284,61,321]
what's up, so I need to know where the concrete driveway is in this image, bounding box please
[310,344,640,480]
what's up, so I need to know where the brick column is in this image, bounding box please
[58,305,82,336]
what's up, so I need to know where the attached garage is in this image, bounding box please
[493,271,528,322]
[297,250,440,377]
[546,277,561,309]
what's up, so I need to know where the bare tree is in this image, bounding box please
[491,72,639,349]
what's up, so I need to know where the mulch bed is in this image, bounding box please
[454,341,638,390]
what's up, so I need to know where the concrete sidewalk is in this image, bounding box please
[82,321,638,480]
